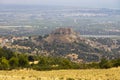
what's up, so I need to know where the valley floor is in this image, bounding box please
[0,67,120,80]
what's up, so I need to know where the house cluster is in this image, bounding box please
[0,36,29,47]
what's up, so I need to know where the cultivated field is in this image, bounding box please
[0,67,120,80]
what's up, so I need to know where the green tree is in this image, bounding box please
[9,57,19,69]
[0,48,16,59]
[38,57,48,66]
[58,58,73,69]
[86,62,99,69]
[0,57,9,70]
[112,58,120,67]
[99,58,112,69]
[18,54,29,68]
[28,55,35,62]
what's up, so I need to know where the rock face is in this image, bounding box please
[51,28,76,35]
[43,28,111,53]
[44,28,79,43]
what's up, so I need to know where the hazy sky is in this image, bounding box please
[0,0,120,9]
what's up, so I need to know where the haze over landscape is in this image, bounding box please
[0,0,120,80]
[0,0,120,9]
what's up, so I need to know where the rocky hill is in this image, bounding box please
[44,28,111,51]
[44,28,79,43]
[10,28,120,62]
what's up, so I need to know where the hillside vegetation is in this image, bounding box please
[0,47,120,70]
[11,28,120,62]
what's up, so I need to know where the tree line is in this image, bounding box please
[0,47,120,70]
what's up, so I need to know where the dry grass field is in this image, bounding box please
[0,67,120,80]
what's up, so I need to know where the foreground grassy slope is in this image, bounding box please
[0,67,120,80]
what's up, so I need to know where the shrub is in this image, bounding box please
[99,58,112,69]
[0,57,10,70]
[18,54,29,68]
[9,57,19,69]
